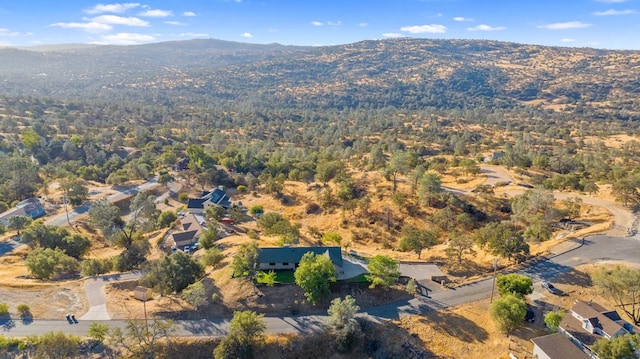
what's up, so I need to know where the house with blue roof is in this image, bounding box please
[186,186,232,215]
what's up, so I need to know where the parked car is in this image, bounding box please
[541,281,562,295]
[525,307,535,323]
[184,246,191,254]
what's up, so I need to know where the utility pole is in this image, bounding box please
[490,258,499,303]
[143,292,149,332]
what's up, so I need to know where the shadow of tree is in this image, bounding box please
[416,309,489,343]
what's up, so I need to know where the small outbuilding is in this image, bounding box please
[133,286,152,302]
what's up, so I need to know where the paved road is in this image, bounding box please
[0,315,327,338]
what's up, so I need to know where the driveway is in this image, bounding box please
[79,271,143,320]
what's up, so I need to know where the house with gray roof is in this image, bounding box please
[531,333,591,359]
[170,213,204,249]
[257,246,343,275]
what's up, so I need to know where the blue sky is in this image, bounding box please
[1,0,639,49]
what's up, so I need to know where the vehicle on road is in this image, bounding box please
[184,246,191,254]
[541,281,562,295]
[525,307,535,323]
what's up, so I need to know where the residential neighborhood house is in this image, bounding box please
[257,246,344,275]
[531,300,636,358]
[0,197,45,227]
[186,187,232,215]
[170,213,205,250]
[531,332,591,359]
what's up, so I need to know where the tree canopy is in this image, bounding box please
[365,255,401,289]
[294,251,337,305]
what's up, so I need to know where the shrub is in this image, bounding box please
[178,193,189,203]
[17,304,30,317]
[0,303,8,315]
[237,185,248,193]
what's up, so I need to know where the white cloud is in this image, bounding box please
[0,41,12,47]
[593,9,636,15]
[561,38,575,42]
[467,24,506,31]
[98,32,155,45]
[537,21,592,30]
[90,15,149,26]
[400,24,447,34]
[311,21,323,26]
[179,32,209,37]
[241,32,253,38]
[453,17,473,22]
[51,21,113,33]
[165,21,187,26]
[0,28,19,37]
[327,21,342,26]
[382,33,403,38]
[84,3,140,14]
[359,22,368,27]
[183,11,196,17]
[138,9,173,17]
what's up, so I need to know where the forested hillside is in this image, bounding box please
[0,38,639,120]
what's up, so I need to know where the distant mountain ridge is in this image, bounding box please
[0,38,638,118]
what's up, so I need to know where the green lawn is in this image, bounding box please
[256,270,296,284]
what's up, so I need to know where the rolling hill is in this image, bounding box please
[0,38,639,119]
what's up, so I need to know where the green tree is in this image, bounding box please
[25,248,79,280]
[417,172,443,207]
[256,270,277,287]
[294,252,337,305]
[201,247,225,268]
[386,151,413,192]
[199,226,220,249]
[591,266,640,325]
[158,171,175,188]
[592,333,640,359]
[496,273,533,297]
[7,215,32,234]
[490,294,527,333]
[322,232,342,245]
[89,192,158,249]
[157,211,177,228]
[34,331,80,359]
[522,213,552,242]
[249,205,264,217]
[543,310,565,333]
[163,252,204,293]
[486,224,530,262]
[327,295,361,352]
[214,310,266,359]
[365,255,401,289]
[232,241,259,278]
[445,232,476,264]
[87,322,110,342]
[397,225,437,259]
[16,304,31,318]
[182,282,208,310]
[109,319,175,359]
[562,197,582,221]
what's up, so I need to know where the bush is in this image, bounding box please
[237,185,248,193]
[16,304,30,317]
[0,303,8,315]
[178,193,189,203]
[201,248,225,268]
[81,258,112,276]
